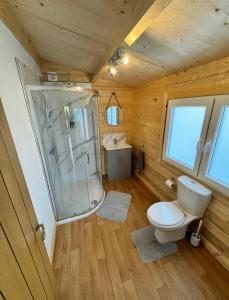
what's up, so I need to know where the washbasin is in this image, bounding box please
[103,142,132,151]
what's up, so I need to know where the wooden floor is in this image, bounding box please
[53,176,229,300]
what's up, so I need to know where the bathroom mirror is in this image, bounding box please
[105,105,123,126]
[105,92,123,126]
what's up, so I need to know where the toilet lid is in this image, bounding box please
[148,202,185,226]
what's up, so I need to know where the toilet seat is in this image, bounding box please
[147,202,185,228]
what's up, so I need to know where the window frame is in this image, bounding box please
[162,94,229,196]
[198,95,229,195]
[162,96,214,177]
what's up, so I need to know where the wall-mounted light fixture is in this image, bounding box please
[107,47,128,77]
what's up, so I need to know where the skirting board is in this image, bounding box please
[134,170,229,272]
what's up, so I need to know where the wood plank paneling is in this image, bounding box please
[53,176,229,299]
[93,79,133,139]
[131,56,229,271]
[4,0,229,86]
[0,0,39,62]
[92,0,171,81]
[40,61,90,83]
[6,0,141,74]
[93,79,133,173]
[115,0,229,86]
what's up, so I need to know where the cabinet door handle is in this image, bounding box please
[35,223,46,241]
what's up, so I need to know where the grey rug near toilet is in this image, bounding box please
[96,191,131,222]
[131,225,177,263]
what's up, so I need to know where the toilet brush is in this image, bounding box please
[190,220,202,247]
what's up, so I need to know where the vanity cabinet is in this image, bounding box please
[104,147,132,181]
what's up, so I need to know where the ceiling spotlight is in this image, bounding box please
[108,65,117,77]
[122,54,129,65]
[107,47,129,77]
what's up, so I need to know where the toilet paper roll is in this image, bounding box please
[165,178,175,189]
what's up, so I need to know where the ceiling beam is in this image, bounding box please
[91,0,172,82]
[125,0,172,46]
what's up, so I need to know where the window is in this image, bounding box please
[163,95,229,195]
[166,106,206,169]
[207,107,229,186]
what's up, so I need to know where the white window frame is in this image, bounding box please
[198,95,229,195]
[163,94,229,196]
[162,96,214,176]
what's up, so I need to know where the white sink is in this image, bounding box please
[103,142,132,151]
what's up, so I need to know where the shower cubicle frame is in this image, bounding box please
[26,85,105,224]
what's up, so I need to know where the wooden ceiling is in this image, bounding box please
[114,0,229,86]
[6,0,142,73]
[6,0,229,86]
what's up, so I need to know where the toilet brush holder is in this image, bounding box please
[190,233,201,247]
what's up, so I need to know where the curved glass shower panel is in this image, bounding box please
[85,94,103,205]
[28,87,103,221]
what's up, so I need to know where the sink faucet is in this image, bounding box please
[114,138,118,145]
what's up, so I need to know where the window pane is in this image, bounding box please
[167,106,206,169]
[207,106,229,187]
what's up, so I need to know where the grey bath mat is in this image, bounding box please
[131,225,177,263]
[96,191,131,222]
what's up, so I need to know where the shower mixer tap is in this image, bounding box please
[49,146,56,156]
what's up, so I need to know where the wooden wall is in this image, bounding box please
[93,79,133,141]
[40,61,90,83]
[131,56,229,271]
[93,79,133,173]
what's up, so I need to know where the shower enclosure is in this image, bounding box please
[26,86,104,221]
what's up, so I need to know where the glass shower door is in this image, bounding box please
[28,88,90,220]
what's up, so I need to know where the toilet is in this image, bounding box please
[147,175,212,243]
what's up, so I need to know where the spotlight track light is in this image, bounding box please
[107,65,117,77]
[107,47,129,77]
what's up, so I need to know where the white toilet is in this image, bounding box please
[147,175,212,243]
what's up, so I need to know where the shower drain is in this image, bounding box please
[90,200,98,207]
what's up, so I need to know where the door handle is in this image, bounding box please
[35,223,46,241]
